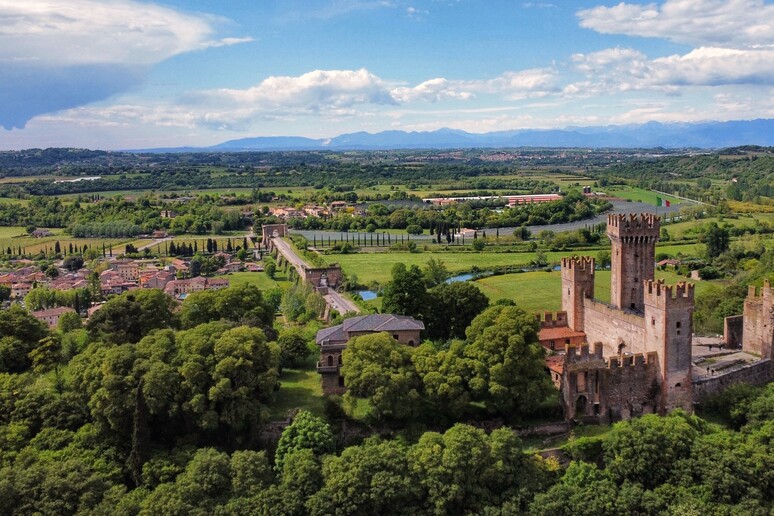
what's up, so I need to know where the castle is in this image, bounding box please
[543,214,695,421]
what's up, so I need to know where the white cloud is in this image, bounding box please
[577,0,774,49]
[0,0,245,66]
[0,0,249,129]
[565,46,774,97]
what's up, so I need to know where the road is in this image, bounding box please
[271,237,310,278]
[271,236,362,315]
[324,290,361,315]
[289,199,686,242]
[138,237,172,251]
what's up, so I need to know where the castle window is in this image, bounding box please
[338,376,345,387]
[393,334,399,340]
[652,318,656,325]
[676,321,681,328]
[549,340,555,351]
[338,355,343,365]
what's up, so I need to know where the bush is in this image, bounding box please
[564,436,605,463]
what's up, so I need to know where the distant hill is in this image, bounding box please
[149,119,774,152]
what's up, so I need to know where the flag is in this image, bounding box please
[665,200,671,207]
[656,196,663,207]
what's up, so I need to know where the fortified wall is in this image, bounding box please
[561,343,659,421]
[742,281,774,358]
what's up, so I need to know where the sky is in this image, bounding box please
[1,0,774,150]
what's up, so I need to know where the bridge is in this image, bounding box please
[261,224,361,317]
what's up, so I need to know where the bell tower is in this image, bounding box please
[607,213,660,312]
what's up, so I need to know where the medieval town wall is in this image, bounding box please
[742,282,773,359]
[583,298,646,356]
[604,352,660,420]
[724,315,744,349]
[693,359,774,401]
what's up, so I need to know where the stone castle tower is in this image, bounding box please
[608,213,660,312]
[743,281,774,359]
[643,280,695,412]
[557,213,695,417]
[561,256,595,332]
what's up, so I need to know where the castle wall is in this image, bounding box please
[583,298,645,356]
[693,359,774,401]
[742,282,773,358]
[724,315,744,349]
[604,353,660,420]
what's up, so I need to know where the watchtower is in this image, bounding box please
[607,213,660,312]
[561,256,595,332]
[644,279,694,413]
[743,280,774,359]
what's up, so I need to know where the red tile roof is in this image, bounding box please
[545,355,565,375]
[538,326,586,341]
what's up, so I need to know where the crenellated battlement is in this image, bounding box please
[644,279,695,308]
[536,311,568,327]
[747,280,772,301]
[565,342,604,362]
[607,351,658,369]
[607,213,660,243]
[561,256,595,282]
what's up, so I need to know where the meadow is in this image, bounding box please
[326,242,705,285]
[603,185,685,206]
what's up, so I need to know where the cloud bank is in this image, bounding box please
[0,0,249,129]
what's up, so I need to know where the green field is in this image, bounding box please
[474,269,718,312]
[604,185,686,206]
[663,214,774,239]
[328,242,705,285]
[268,354,325,420]
[224,270,290,291]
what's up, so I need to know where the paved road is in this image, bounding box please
[325,290,361,314]
[271,237,310,277]
[138,237,172,251]
[290,200,686,242]
[271,236,362,314]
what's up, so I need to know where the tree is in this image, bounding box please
[277,327,312,368]
[514,225,531,240]
[306,438,419,515]
[597,249,611,269]
[275,410,335,473]
[57,311,82,333]
[381,263,428,321]
[406,224,423,235]
[342,333,422,421]
[472,238,486,251]
[422,257,449,287]
[87,289,177,345]
[703,223,730,259]
[265,262,277,279]
[63,255,84,272]
[464,305,553,418]
[0,305,49,373]
[425,281,489,341]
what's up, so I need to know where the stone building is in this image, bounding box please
[738,281,774,358]
[548,213,695,421]
[315,314,424,395]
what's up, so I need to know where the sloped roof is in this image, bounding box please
[343,314,425,333]
[538,326,586,342]
[316,314,424,345]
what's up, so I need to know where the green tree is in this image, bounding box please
[703,223,730,259]
[265,262,277,279]
[277,327,312,368]
[0,305,49,373]
[381,263,429,321]
[596,249,611,269]
[306,438,419,515]
[275,410,335,473]
[464,305,553,418]
[342,333,422,421]
[422,257,449,287]
[425,281,489,341]
[57,310,82,333]
[87,289,177,345]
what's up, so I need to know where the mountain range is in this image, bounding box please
[141,119,774,152]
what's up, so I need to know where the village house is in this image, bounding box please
[315,314,425,395]
[109,260,140,282]
[32,306,77,328]
[160,210,177,219]
[11,282,34,300]
[163,276,229,298]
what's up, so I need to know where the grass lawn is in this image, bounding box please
[474,268,719,312]
[0,226,29,238]
[522,423,613,454]
[663,213,774,239]
[327,242,705,285]
[604,185,685,206]
[225,271,291,291]
[268,354,325,420]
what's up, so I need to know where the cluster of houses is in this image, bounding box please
[0,247,271,328]
[269,201,353,220]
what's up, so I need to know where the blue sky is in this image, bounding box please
[1,0,773,149]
